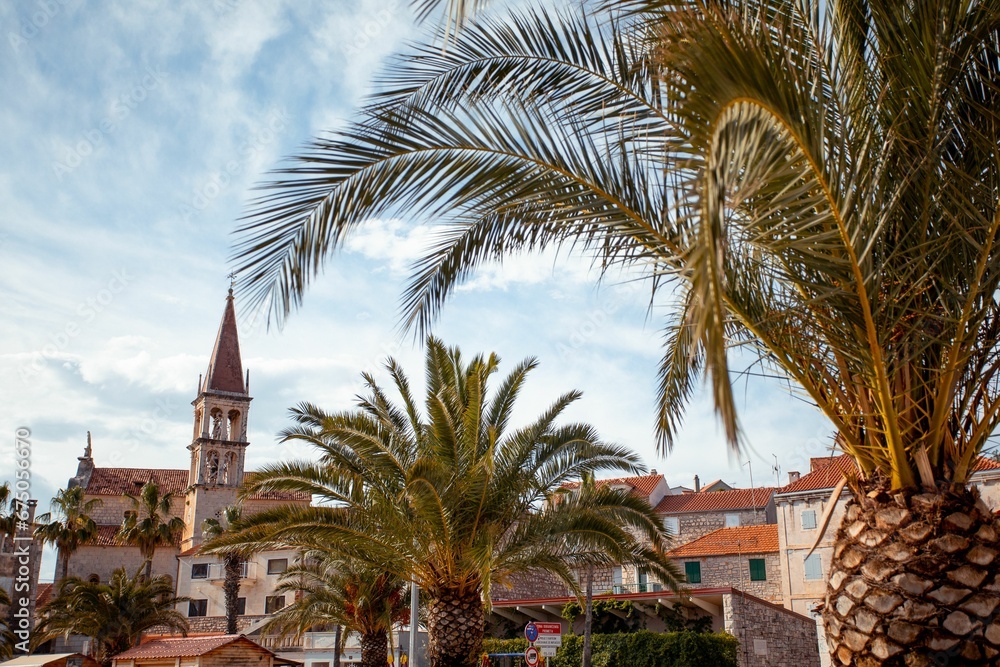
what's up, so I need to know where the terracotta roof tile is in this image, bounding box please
[667,524,779,558]
[84,468,310,502]
[779,454,1000,494]
[113,635,257,660]
[562,474,664,499]
[35,583,53,607]
[86,468,188,496]
[655,487,775,514]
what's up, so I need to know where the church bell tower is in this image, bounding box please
[181,288,252,551]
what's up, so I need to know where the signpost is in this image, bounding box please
[524,622,562,665]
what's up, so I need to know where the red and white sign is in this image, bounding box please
[531,623,562,647]
[524,646,540,667]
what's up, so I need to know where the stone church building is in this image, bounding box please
[57,290,309,627]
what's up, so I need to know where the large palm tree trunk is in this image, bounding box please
[426,588,484,667]
[822,482,1000,665]
[360,631,388,667]
[223,555,241,634]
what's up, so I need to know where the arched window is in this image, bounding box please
[222,451,238,484]
[88,574,100,584]
[227,410,241,442]
[206,450,220,484]
[210,408,225,440]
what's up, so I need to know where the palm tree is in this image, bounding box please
[208,339,679,667]
[34,566,188,665]
[35,487,102,582]
[0,482,15,554]
[0,585,15,660]
[118,481,185,579]
[201,505,247,634]
[262,552,408,667]
[230,0,1000,661]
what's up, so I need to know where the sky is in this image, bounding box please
[0,0,836,581]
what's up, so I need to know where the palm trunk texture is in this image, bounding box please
[224,555,240,634]
[426,588,484,667]
[360,631,388,667]
[823,482,1000,665]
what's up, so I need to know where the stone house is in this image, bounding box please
[666,524,782,604]
[774,453,1000,666]
[109,635,298,667]
[655,487,777,549]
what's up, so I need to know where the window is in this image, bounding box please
[801,510,817,530]
[87,574,100,584]
[804,554,823,580]
[612,566,623,593]
[265,595,286,614]
[749,558,767,581]
[267,558,288,575]
[191,563,209,579]
[236,597,246,616]
[684,561,702,584]
[637,569,648,592]
[663,517,680,535]
[724,513,740,528]
[188,599,208,617]
[312,662,331,667]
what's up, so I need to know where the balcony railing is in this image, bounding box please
[609,582,663,594]
[203,561,256,581]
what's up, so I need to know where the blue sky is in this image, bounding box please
[0,0,834,581]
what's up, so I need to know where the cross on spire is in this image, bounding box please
[227,271,237,296]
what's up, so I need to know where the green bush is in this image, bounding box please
[483,637,529,655]
[546,631,738,667]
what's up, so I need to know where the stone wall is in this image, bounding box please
[724,592,821,667]
[66,543,179,583]
[675,552,782,603]
[670,505,775,548]
[492,568,570,601]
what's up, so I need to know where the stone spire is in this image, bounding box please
[69,431,95,489]
[202,288,245,395]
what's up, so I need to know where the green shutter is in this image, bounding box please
[684,561,701,584]
[749,558,766,581]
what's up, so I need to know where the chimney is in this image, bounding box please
[650,469,657,475]
[788,471,801,484]
[694,475,701,492]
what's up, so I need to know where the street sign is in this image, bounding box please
[539,647,557,657]
[524,646,540,667]
[524,622,539,643]
[531,622,562,647]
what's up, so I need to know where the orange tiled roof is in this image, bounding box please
[113,635,264,660]
[86,468,188,496]
[562,474,664,498]
[655,487,774,514]
[35,583,53,607]
[780,454,1000,495]
[84,468,310,502]
[667,524,779,558]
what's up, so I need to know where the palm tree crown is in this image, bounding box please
[210,338,678,667]
[35,486,102,581]
[34,567,188,666]
[233,0,1000,493]
[118,480,185,579]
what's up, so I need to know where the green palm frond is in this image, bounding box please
[210,338,680,603]
[232,0,1000,489]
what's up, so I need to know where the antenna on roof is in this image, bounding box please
[743,459,758,521]
[772,454,780,486]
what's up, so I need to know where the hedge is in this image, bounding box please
[484,631,738,667]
